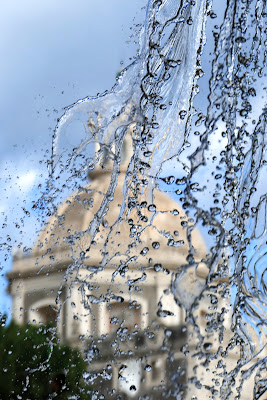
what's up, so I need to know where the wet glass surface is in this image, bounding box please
[1,1,266,399]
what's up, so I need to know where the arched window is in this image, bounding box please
[37,305,57,326]
[28,299,58,327]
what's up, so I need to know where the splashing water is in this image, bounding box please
[52,0,207,179]
[7,0,267,399]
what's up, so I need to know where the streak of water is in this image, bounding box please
[7,0,267,399]
[50,0,267,398]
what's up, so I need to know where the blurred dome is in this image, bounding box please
[12,130,207,279]
[18,169,207,275]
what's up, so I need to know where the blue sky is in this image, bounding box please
[0,0,146,160]
[0,0,146,317]
[0,0,237,319]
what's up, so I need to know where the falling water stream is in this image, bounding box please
[4,0,267,399]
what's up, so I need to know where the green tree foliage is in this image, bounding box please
[0,316,91,399]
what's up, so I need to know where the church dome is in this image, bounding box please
[25,169,207,276]
[11,130,207,280]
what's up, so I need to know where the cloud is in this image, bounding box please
[17,170,38,193]
[1,163,40,202]
[0,162,43,240]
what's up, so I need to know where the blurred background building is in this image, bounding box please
[7,136,263,399]
[8,134,208,398]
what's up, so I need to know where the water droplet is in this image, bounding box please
[140,247,149,256]
[179,110,187,119]
[148,204,156,212]
[180,344,189,356]
[144,151,152,157]
[145,331,155,340]
[157,309,174,317]
[167,59,181,68]
[154,263,162,272]
[162,176,175,185]
[176,177,186,185]
[248,87,256,97]
[165,328,172,337]
[167,239,184,247]
[159,103,167,110]
[187,17,193,25]
[209,10,217,19]
[203,342,212,351]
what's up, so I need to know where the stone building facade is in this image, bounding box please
[7,137,264,399]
